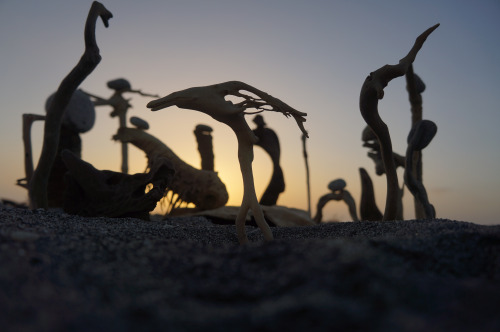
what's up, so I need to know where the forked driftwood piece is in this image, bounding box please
[359,167,383,221]
[114,127,229,212]
[193,124,215,171]
[29,1,112,209]
[313,179,359,223]
[17,114,46,189]
[359,23,439,221]
[252,115,285,206]
[62,150,174,219]
[147,81,308,244]
[404,120,437,219]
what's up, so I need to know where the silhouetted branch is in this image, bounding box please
[404,120,437,219]
[359,23,439,221]
[29,1,112,208]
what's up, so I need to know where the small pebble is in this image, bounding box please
[328,179,346,192]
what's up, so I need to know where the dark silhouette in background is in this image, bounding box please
[252,115,285,206]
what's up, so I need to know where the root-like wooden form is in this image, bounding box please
[404,120,437,219]
[29,1,112,209]
[114,127,228,212]
[62,150,174,219]
[406,66,426,218]
[147,81,307,244]
[359,23,439,221]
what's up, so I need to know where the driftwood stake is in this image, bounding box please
[17,114,46,189]
[301,133,311,217]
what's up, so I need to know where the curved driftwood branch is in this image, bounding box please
[404,120,437,219]
[29,2,112,208]
[359,23,439,221]
[148,81,308,244]
[147,81,308,138]
[406,65,426,218]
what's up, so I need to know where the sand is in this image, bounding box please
[0,205,499,331]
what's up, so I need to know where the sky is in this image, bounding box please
[1,0,499,225]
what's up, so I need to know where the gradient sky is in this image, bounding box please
[1,0,499,225]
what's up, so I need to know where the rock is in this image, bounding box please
[130,116,149,130]
[328,179,346,192]
[407,120,438,151]
[45,89,95,133]
[107,78,131,91]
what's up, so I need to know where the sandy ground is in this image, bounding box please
[0,204,499,331]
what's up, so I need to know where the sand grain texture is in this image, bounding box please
[0,205,499,331]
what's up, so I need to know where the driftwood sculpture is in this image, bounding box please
[62,150,174,219]
[359,23,439,221]
[404,120,437,219]
[83,78,159,173]
[114,127,228,212]
[252,115,285,206]
[28,1,112,209]
[406,67,427,218]
[147,81,308,244]
[193,124,215,171]
[359,167,383,221]
[313,179,359,223]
